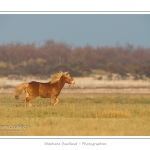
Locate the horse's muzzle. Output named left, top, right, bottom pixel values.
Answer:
left=71, top=80, right=75, bottom=84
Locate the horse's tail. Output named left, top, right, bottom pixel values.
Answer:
left=15, top=83, right=29, bottom=100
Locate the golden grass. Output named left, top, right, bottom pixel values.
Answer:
left=0, top=92, right=150, bottom=136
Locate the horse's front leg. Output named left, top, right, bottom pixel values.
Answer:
left=51, top=95, right=56, bottom=106
left=54, top=98, right=59, bottom=106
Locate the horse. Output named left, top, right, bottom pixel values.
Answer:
left=15, top=71, right=75, bottom=107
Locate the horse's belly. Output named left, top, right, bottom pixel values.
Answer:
left=39, top=93, right=51, bottom=98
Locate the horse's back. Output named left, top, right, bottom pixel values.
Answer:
left=28, top=81, right=51, bottom=98
left=29, top=81, right=40, bottom=87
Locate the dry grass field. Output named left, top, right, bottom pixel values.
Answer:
left=0, top=86, right=150, bottom=136
left=0, top=77, right=150, bottom=136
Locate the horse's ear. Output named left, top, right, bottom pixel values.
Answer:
left=60, top=70, right=63, bottom=74
left=65, top=71, right=69, bottom=75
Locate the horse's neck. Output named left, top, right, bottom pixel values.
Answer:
left=55, top=77, right=66, bottom=90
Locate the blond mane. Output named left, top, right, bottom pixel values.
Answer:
left=50, top=71, right=64, bottom=84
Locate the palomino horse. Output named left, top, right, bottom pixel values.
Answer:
left=15, top=71, right=75, bottom=107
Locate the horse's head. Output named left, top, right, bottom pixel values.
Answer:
left=63, top=71, right=75, bottom=85
left=50, top=71, right=75, bottom=85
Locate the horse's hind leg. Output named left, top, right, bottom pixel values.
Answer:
left=26, top=98, right=32, bottom=107
left=26, top=94, right=38, bottom=107
left=24, top=87, right=37, bottom=107
left=24, top=98, right=32, bottom=107
left=24, top=98, right=27, bottom=107
left=23, top=88, right=29, bottom=107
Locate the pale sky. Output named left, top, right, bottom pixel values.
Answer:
left=0, top=14, right=150, bottom=48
